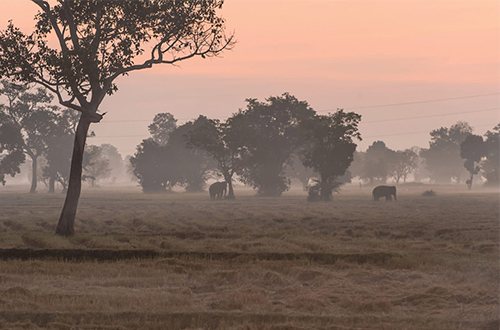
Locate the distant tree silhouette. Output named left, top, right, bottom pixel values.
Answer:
left=42, top=109, right=79, bottom=193
left=148, top=113, right=178, bottom=146
left=229, top=93, right=316, bottom=196
left=0, top=0, right=234, bottom=235
left=83, top=145, right=112, bottom=187
left=360, top=141, right=396, bottom=184
left=99, top=143, right=125, bottom=183
left=187, top=118, right=240, bottom=199
left=460, top=134, right=487, bottom=190
left=0, top=121, right=25, bottom=185
left=392, top=149, right=418, bottom=183
left=482, top=124, right=499, bottom=186
left=130, top=138, right=177, bottom=193
left=420, top=121, right=472, bottom=183
left=0, top=81, right=61, bottom=193
left=166, top=116, right=214, bottom=192
left=299, top=110, right=361, bottom=201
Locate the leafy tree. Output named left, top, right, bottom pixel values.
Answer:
left=360, top=141, right=396, bottom=184
left=420, top=121, right=472, bottom=183
left=392, top=148, right=418, bottom=183
left=100, top=143, right=125, bottom=182
left=228, top=93, right=316, bottom=196
left=0, top=81, right=60, bottom=193
left=299, top=110, right=361, bottom=201
left=83, top=145, right=112, bottom=187
left=186, top=118, right=240, bottom=199
left=482, top=124, right=499, bottom=186
left=130, top=138, right=178, bottom=193
left=0, top=121, right=25, bottom=185
left=0, top=0, right=234, bottom=235
left=166, top=116, right=214, bottom=192
left=460, top=134, right=487, bottom=190
left=148, top=112, right=177, bottom=146
left=42, top=108, right=78, bottom=193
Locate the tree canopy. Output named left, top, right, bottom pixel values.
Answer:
left=228, top=93, right=316, bottom=196
left=299, top=110, right=361, bottom=201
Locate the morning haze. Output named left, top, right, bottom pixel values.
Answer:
left=0, top=1, right=498, bottom=329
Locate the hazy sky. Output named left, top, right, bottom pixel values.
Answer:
left=1, top=0, right=499, bottom=156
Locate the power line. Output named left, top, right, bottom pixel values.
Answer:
left=363, top=123, right=495, bottom=139
left=100, top=92, right=499, bottom=123
left=362, top=107, right=500, bottom=124
left=334, top=92, right=500, bottom=111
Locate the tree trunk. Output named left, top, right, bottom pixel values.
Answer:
left=29, top=155, right=37, bottom=194
left=55, top=115, right=91, bottom=236
left=224, top=174, right=235, bottom=199
left=48, top=177, right=55, bottom=193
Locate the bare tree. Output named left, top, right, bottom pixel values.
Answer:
left=0, top=0, right=234, bottom=235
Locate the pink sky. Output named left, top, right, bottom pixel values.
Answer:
left=1, top=0, right=499, bottom=156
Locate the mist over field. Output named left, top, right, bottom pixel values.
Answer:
left=0, top=0, right=498, bottom=329
left=0, top=184, right=498, bottom=329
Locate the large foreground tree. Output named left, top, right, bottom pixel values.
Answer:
left=0, top=0, right=233, bottom=235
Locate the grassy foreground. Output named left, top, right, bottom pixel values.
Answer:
left=0, top=184, right=498, bottom=329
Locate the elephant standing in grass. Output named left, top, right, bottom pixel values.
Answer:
left=209, top=182, right=227, bottom=200
left=373, top=185, right=397, bottom=201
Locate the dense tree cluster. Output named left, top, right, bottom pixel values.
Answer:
left=349, top=121, right=499, bottom=189
left=132, top=93, right=362, bottom=200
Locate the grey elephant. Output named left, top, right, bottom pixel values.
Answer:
left=209, top=182, right=227, bottom=200
left=372, top=185, right=397, bottom=201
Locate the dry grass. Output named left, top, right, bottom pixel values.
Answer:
left=0, top=183, right=498, bottom=329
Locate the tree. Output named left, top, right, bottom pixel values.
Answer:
left=420, top=121, right=472, bottom=183
left=130, top=138, right=178, bottom=193
left=148, top=112, right=177, bottom=146
left=299, top=110, right=361, bottom=201
left=460, top=134, right=487, bottom=190
left=0, top=121, right=25, bottom=185
left=0, top=0, right=234, bottom=235
left=43, top=108, right=79, bottom=193
left=0, top=81, right=59, bottom=193
left=166, top=116, right=214, bottom=192
left=392, top=149, right=418, bottom=183
left=360, top=141, right=396, bottom=184
left=228, top=93, right=316, bottom=196
left=99, top=143, right=125, bottom=182
left=482, top=124, right=499, bottom=186
left=83, top=145, right=112, bottom=186
left=187, top=118, right=240, bottom=199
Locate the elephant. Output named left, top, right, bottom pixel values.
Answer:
left=372, top=185, right=397, bottom=201
left=209, top=181, right=227, bottom=200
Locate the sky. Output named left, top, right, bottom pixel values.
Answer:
left=1, top=0, right=499, bottom=157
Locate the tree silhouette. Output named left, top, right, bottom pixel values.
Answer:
left=0, top=0, right=233, bottom=235
left=460, top=134, right=487, bottom=190
left=187, top=118, right=240, bottom=199
left=0, top=81, right=59, bottom=193
left=148, top=112, right=178, bottom=146
left=0, top=121, right=25, bottom=185
left=482, top=124, right=499, bottom=186
left=299, top=110, right=361, bottom=201
left=420, top=121, right=472, bottom=183
left=228, top=93, right=316, bottom=196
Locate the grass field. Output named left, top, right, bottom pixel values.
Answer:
left=0, top=184, right=498, bottom=329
